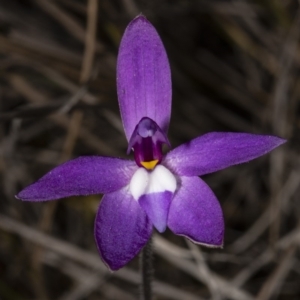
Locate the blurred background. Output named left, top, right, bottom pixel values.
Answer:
left=0, top=0, right=299, bottom=299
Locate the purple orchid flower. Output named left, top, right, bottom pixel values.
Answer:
left=16, top=15, right=285, bottom=271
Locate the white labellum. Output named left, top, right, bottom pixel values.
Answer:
left=129, top=165, right=177, bottom=200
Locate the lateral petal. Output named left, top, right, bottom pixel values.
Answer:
left=16, top=156, right=137, bottom=201
left=168, top=176, right=224, bottom=247
left=117, top=15, right=172, bottom=141
left=94, top=187, right=152, bottom=271
left=164, top=132, right=285, bottom=176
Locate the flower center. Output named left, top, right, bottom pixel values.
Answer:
left=127, top=117, right=170, bottom=170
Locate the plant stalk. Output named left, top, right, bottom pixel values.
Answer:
left=140, top=236, right=153, bottom=300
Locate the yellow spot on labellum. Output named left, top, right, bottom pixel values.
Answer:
left=141, top=160, right=159, bottom=170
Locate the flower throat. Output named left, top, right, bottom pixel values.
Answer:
left=127, top=117, right=169, bottom=170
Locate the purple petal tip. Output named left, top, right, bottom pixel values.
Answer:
left=131, top=14, right=148, bottom=23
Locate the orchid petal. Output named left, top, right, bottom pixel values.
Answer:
left=168, top=176, right=224, bottom=247
left=95, top=187, right=152, bottom=271
left=139, top=191, right=172, bottom=233
left=16, top=157, right=137, bottom=201
left=117, top=15, right=172, bottom=141
left=164, top=132, right=286, bottom=176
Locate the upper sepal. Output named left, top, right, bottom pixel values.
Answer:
left=117, top=15, right=172, bottom=141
